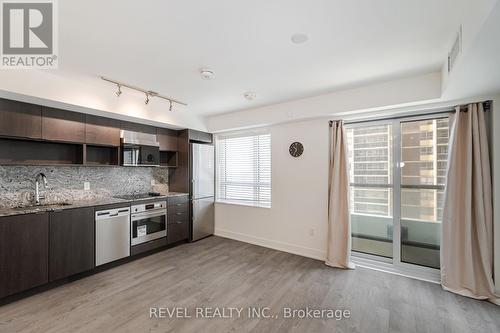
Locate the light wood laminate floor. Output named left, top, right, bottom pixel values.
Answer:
left=0, top=236, right=499, bottom=333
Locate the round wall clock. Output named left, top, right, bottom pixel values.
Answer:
left=289, top=142, right=304, bottom=157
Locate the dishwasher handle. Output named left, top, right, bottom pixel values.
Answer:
left=96, top=207, right=130, bottom=220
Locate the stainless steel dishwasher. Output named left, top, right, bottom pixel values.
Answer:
left=95, top=207, right=131, bottom=266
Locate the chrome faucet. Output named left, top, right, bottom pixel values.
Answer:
left=35, top=173, right=49, bottom=205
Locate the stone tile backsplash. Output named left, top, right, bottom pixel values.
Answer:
left=0, top=165, right=169, bottom=209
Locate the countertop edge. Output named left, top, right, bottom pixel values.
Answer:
left=0, top=192, right=189, bottom=218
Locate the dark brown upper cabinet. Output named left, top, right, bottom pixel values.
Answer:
left=121, top=121, right=156, bottom=135
left=42, top=107, right=85, bottom=143
left=49, top=207, right=95, bottom=282
left=85, top=115, right=121, bottom=146
left=0, top=213, right=49, bottom=299
left=0, top=99, right=42, bottom=139
left=188, top=129, right=213, bottom=143
left=157, top=128, right=178, bottom=151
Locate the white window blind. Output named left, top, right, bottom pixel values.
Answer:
left=216, top=131, right=271, bottom=207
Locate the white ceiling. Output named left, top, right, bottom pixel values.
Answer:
left=59, top=0, right=465, bottom=116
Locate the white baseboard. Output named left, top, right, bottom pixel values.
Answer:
left=215, top=228, right=326, bottom=261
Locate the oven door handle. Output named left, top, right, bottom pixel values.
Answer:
left=131, top=210, right=166, bottom=220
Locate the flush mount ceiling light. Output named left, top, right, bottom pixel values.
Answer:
left=291, top=33, right=309, bottom=44
left=200, top=68, right=214, bottom=80
left=244, top=91, right=257, bottom=101
left=100, top=76, right=187, bottom=111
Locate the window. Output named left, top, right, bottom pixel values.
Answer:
left=347, top=114, right=450, bottom=270
left=216, top=131, right=271, bottom=208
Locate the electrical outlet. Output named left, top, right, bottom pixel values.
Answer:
left=309, top=228, right=315, bottom=237
left=151, top=179, right=156, bottom=186
left=84, top=182, right=90, bottom=191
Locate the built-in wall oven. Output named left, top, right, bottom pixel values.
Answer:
left=131, top=201, right=167, bottom=246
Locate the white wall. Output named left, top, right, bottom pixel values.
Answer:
left=0, top=70, right=207, bottom=130
left=215, top=118, right=329, bottom=260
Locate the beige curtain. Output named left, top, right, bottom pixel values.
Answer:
left=441, top=103, right=498, bottom=305
left=326, top=121, right=355, bottom=269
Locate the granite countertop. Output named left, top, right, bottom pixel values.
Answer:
left=0, top=192, right=189, bottom=218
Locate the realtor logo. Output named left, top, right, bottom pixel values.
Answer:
left=1, top=0, right=58, bottom=68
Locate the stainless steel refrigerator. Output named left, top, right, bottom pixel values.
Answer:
left=190, top=143, right=215, bottom=241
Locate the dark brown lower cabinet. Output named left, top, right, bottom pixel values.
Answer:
left=167, top=220, right=189, bottom=244
left=49, top=207, right=95, bottom=281
left=0, top=213, right=49, bottom=299
left=167, top=195, right=190, bottom=244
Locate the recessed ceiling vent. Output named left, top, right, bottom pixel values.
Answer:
left=448, top=25, right=462, bottom=73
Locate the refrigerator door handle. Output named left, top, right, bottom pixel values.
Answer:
left=192, top=202, right=195, bottom=222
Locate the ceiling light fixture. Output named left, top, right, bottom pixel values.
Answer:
left=115, top=84, right=122, bottom=97
left=100, top=76, right=187, bottom=111
left=291, top=33, right=309, bottom=44
left=244, top=91, right=257, bottom=101
left=200, top=68, right=214, bottom=80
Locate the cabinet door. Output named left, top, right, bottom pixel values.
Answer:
left=167, top=220, right=189, bottom=244
left=49, top=207, right=95, bottom=281
left=0, top=213, right=49, bottom=299
left=121, top=121, right=157, bottom=135
left=42, top=107, right=86, bottom=143
left=0, top=98, right=42, bottom=139
left=85, top=115, right=121, bottom=146
left=157, top=128, right=178, bottom=151
left=188, top=129, right=212, bottom=143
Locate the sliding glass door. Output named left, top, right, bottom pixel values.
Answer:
left=347, top=114, right=450, bottom=271
left=399, top=117, right=449, bottom=269
left=347, top=122, right=393, bottom=259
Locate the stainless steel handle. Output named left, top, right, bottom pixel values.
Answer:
left=131, top=210, right=166, bottom=220
left=96, top=207, right=130, bottom=220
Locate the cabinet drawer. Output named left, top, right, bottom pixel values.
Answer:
left=130, top=237, right=167, bottom=256
left=168, top=202, right=189, bottom=216
left=167, top=195, right=189, bottom=205
left=167, top=196, right=189, bottom=215
left=168, top=210, right=188, bottom=225
left=167, top=220, right=189, bottom=244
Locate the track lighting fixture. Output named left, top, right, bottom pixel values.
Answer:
left=100, top=76, right=187, bottom=110
left=115, top=84, right=122, bottom=97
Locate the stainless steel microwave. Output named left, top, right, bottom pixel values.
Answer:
left=121, top=130, right=160, bottom=166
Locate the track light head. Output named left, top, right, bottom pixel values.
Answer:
left=145, top=93, right=150, bottom=105
left=115, top=84, right=122, bottom=97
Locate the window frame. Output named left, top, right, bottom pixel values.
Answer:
left=215, top=129, right=272, bottom=208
